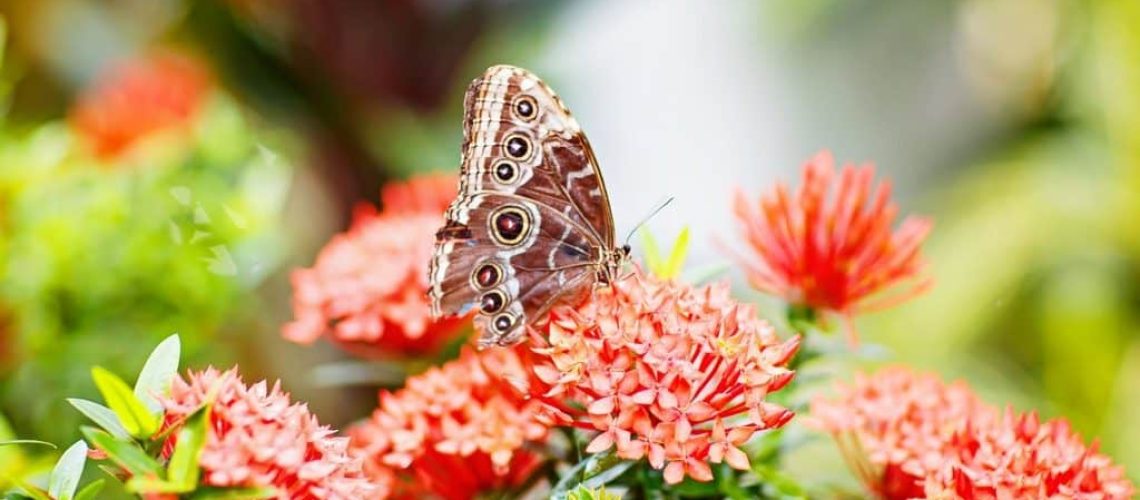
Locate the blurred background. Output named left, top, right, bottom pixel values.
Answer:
left=0, top=0, right=1136, bottom=492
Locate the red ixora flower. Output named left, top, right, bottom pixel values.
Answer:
left=731, top=151, right=932, bottom=343
left=519, top=270, right=800, bottom=485
left=349, top=347, right=548, bottom=500
left=284, top=173, right=468, bottom=357
left=810, top=367, right=1135, bottom=500
left=158, top=367, right=380, bottom=499
left=810, top=367, right=990, bottom=499
left=926, top=409, right=1135, bottom=500
left=71, top=52, right=210, bottom=159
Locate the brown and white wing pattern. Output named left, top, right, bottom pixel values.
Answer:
left=429, top=65, right=617, bottom=347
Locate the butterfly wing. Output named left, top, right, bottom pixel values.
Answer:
left=429, top=65, right=616, bottom=346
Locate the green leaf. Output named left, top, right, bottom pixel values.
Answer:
left=551, top=454, right=598, bottom=496
left=67, top=399, right=130, bottom=439
left=752, top=463, right=807, bottom=498
left=714, top=462, right=752, bottom=500
left=639, top=227, right=691, bottom=279
left=134, top=335, right=181, bottom=414
left=668, top=476, right=721, bottom=496
left=96, top=464, right=127, bottom=481
left=91, top=366, right=159, bottom=438
left=787, top=304, right=820, bottom=335
left=639, top=228, right=663, bottom=276
left=0, top=440, right=56, bottom=449
left=167, top=404, right=210, bottom=488
left=81, top=427, right=161, bottom=477
left=661, top=226, right=691, bottom=279
left=579, top=460, right=634, bottom=490
left=551, top=451, right=633, bottom=498
left=48, top=441, right=87, bottom=500
left=9, top=480, right=50, bottom=500
left=125, top=477, right=193, bottom=494
left=73, top=480, right=105, bottom=500
left=188, top=486, right=279, bottom=499
left=566, top=485, right=621, bottom=500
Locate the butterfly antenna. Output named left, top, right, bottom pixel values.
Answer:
left=623, top=196, right=675, bottom=246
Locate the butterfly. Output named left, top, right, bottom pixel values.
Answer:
left=428, top=65, right=629, bottom=347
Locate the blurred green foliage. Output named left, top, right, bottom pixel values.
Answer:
left=0, top=94, right=290, bottom=445
left=0, top=413, right=55, bottom=491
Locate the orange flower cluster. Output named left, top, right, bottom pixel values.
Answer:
left=159, top=367, right=379, bottom=499
left=71, top=52, right=210, bottom=159
left=931, top=409, right=1136, bottom=499
left=523, top=271, right=800, bottom=485
left=732, top=151, right=932, bottom=342
left=349, top=347, right=549, bottom=499
left=811, top=367, right=1134, bottom=499
left=810, top=367, right=989, bottom=498
left=284, top=173, right=468, bottom=357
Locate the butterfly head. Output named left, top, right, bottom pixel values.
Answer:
left=598, top=244, right=633, bottom=286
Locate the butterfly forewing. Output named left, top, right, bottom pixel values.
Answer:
left=429, top=65, right=618, bottom=346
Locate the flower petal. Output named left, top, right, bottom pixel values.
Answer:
left=726, top=446, right=750, bottom=470
left=664, top=462, right=686, bottom=485
left=586, top=432, right=615, bottom=453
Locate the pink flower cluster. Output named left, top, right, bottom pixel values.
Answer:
left=159, top=367, right=379, bottom=499
left=284, top=173, right=468, bottom=357
left=349, top=347, right=548, bottom=499
left=811, top=367, right=1134, bottom=499
left=524, top=271, right=800, bottom=485
left=927, top=409, right=1134, bottom=499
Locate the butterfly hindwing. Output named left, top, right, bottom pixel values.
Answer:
left=431, top=195, right=600, bottom=345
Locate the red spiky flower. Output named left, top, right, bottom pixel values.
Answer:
left=520, top=270, right=800, bottom=485
left=731, top=151, right=932, bottom=344
left=284, top=173, right=469, bottom=357
left=71, top=52, right=210, bottom=160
